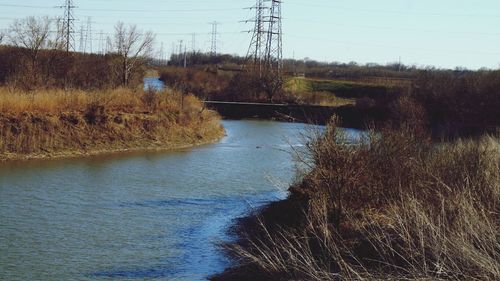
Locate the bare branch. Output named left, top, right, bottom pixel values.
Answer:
left=110, top=22, right=156, bottom=86
left=49, top=17, right=67, bottom=51
left=9, top=16, right=52, bottom=56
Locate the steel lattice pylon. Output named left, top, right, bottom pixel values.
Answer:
left=245, top=0, right=283, bottom=79
left=60, top=0, right=76, bottom=52
left=246, top=0, right=267, bottom=74
left=210, top=21, right=219, bottom=56
left=264, top=0, right=283, bottom=77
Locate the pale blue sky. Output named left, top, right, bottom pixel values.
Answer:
left=1, top=0, right=499, bottom=69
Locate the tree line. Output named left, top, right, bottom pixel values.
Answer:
left=0, top=16, right=155, bottom=91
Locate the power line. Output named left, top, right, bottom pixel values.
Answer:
left=0, top=4, right=241, bottom=13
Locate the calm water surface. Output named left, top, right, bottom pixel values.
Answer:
left=0, top=120, right=361, bottom=280
left=143, top=77, right=165, bottom=91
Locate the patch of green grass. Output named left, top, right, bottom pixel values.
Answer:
left=306, top=78, right=390, bottom=99
left=284, top=77, right=313, bottom=93
left=285, top=77, right=391, bottom=106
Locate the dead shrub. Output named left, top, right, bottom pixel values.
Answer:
left=84, top=101, right=107, bottom=125
left=141, top=88, right=160, bottom=111
left=219, top=118, right=499, bottom=280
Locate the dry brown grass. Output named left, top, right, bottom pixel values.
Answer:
left=0, top=87, right=169, bottom=114
left=0, top=87, right=224, bottom=159
left=220, top=120, right=499, bottom=280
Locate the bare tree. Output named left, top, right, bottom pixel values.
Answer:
left=0, top=31, right=4, bottom=45
left=49, top=17, right=67, bottom=51
left=111, top=22, right=155, bottom=86
left=8, top=16, right=52, bottom=84
left=9, top=16, right=52, bottom=64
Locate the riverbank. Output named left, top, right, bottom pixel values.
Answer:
left=213, top=121, right=499, bottom=280
left=0, top=88, right=224, bottom=161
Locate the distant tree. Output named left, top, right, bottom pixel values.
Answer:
left=9, top=16, right=52, bottom=67
left=8, top=16, right=52, bottom=85
left=110, top=22, right=155, bottom=86
left=49, top=17, right=68, bottom=51
left=0, top=32, right=4, bottom=44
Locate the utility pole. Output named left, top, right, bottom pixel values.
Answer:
left=98, top=30, right=104, bottom=54
left=85, top=17, right=92, bottom=53
left=79, top=24, right=85, bottom=53
left=245, top=0, right=267, bottom=75
left=209, top=21, right=219, bottom=56
left=178, top=40, right=183, bottom=66
left=191, top=33, right=196, bottom=52
left=184, top=45, right=187, bottom=68
left=171, top=42, right=175, bottom=62
left=159, top=42, right=164, bottom=65
left=59, top=0, right=76, bottom=52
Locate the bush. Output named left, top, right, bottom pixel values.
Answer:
left=0, top=46, right=143, bottom=90
left=218, top=119, right=499, bottom=280
left=84, top=101, right=108, bottom=125
left=411, top=70, right=500, bottom=130
left=141, top=88, right=160, bottom=111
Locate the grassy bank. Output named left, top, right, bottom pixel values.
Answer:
left=284, top=78, right=356, bottom=106
left=0, top=88, right=224, bottom=161
left=284, top=77, right=401, bottom=107
left=213, top=120, right=499, bottom=280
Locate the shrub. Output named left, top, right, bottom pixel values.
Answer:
left=84, top=101, right=107, bottom=125
left=218, top=119, right=499, bottom=280
left=141, top=88, right=160, bottom=111
left=411, top=70, right=500, bottom=130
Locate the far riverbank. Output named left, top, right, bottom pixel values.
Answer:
left=0, top=87, right=224, bottom=162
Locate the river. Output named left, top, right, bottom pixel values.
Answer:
left=0, top=119, right=362, bottom=280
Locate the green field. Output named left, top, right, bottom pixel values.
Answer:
left=285, top=77, right=395, bottom=106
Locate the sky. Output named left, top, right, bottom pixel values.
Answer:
left=0, top=0, right=499, bottom=69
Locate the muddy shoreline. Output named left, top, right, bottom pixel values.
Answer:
left=0, top=136, right=224, bottom=162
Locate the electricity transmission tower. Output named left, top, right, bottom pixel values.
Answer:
left=246, top=0, right=267, bottom=73
left=85, top=17, right=93, bottom=53
left=98, top=30, right=104, bottom=54
left=191, top=33, right=197, bottom=52
left=59, top=0, right=76, bottom=52
left=159, top=42, right=164, bottom=64
left=245, top=0, right=283, bottom=77
left=209, top=21, right=219, bottom=56
left=264, top=0, right=283, bottom=77
left=79, top=24, right=85, bottom=53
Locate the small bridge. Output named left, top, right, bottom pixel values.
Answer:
left=204, top=101, right=387, bottom=128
